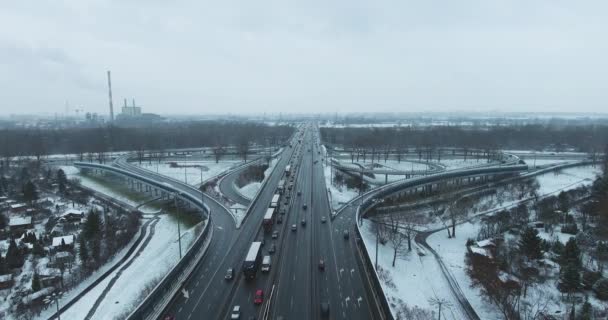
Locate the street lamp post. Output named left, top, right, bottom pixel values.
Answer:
left=174, top=193, right=182, bottom=259
left=44, top=292, right=62, bottom=320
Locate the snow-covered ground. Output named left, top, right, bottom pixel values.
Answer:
left=138, top=160, right=240, bottom=186
left=52, top=214, right=199, bottom=320
left=361, top=164, right=603, bottom=319
left=48, top=165, right=201, bottom=320
left=372, top=160, right=430, bottom=172
left=61, top=166, right=153, bottom=207
left=439, top=158, right=497, bottom=170
left=426, top=222, right=503, bottom=319
left=322, top=146, right=359, bottom=210
left=359, top=220, right=473, bottom=319
left=237, top=159, right=278, bottom=200
left=535, top=165, right=601, bottom=195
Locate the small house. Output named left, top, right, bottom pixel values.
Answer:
left=9, top=217, right=33, bottom=237
left=59, top=209, right=84, bottom=223
left=0, top=274, right=13, bottom=289
left=10, top=203, right=27, bottom=214
left=52, top=235, right=75, bottom=251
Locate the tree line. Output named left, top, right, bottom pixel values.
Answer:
left=321, top=124, right=608, bottom=154
left=0, top=121, right=294, bottom=165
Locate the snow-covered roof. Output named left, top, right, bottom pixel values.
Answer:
left=55, top=251, right=72, bottom=259
left=10, top=203, right=27, bottom=209
left=9, top=216, right=32, bottom=226
left=476, top=239, right=495, bottom=248
left=62, top=209, right=84, bottom=216
left=52, top=235, right=74, bottom=247
left=498, top=271, right=519, bottom=283
left=470, top=247, right=490, bottom=257
left=0, top=274, right=12, bottom=282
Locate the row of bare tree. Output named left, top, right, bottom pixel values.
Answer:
left=0, top=121, right=293, bottom=166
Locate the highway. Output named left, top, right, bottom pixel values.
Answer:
left=161, top=126, right=302, bottom=320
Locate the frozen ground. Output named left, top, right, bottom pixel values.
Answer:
left=49, top=166, right=200, bottom=319
left=361, top=164, right=602, bottom=319
left=426, top=222, right=502, bottom=319
left=237, top=159, right=278, bottom=200
left=61, top=166, right=153, bottom=207
left=535, top=164, right=601, bottom=195
left=439, top=158, right=497, bottom=170
left=322, top=146, right=359, bottom=210
left=359, top=220, right=475, bottom=320
left=138, top=160, right=240, bottom=186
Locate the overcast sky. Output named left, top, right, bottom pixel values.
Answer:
left=1, top=0, right=607, bottom=116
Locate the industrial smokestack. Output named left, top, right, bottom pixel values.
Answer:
left=107, top=71, right=114, bottom=122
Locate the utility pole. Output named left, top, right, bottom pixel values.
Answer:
left=174, top=194, right=182, bottom=259
left=375, top=224, right=379, bottom=269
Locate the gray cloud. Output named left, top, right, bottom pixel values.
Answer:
left=1, top=0, right=607, bottom=115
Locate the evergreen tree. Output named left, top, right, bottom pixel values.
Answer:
left=83, top=210, right=102, bottom=240
left=78, top=236, right=88, bottom=266
left=569, top=305, right=575, bottom=320
left=5, top=239, right=24, bottom=268
left=22, top=180, right=38, bottom=204
left=0, top=254, right=7, bottom=274
left=31, top=272, right=41, bottom=292
left=579, top=297, right=592, bottom=320
left=560, top=238, right=582, bottom=269
left=560, top=264, right=581, bottom=296
left=57, top=169, right=67, bottom=193
left=519, top=227, right=543, bottom=260
left=91, top=238, right=101, bottom=267
left=32, top=240, right=44, bottom=256
left=593, top=278, right=608, bottom=300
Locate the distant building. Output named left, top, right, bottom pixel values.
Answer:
left=10, top=203, right=27, bottom=213
left=52, top=235, right=75, bottom=250
left=9, top=217, right=33, bottom=236
left=121, top=98, right=141, bottom=117
left=59, top=209, right=85, bottom=223
left=0, top=274, right=13, bottom=289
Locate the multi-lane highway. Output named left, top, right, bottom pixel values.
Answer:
left=157, top=123, right=384, bottom=320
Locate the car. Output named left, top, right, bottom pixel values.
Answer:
left=297, top=190, right=301, bottom=196
left=343, top=230, right=349, bottom=239
left=231, top=305, right=241, bottom=319
left=254, top=289, right=264, bottom=304
left=321, top=217, right=326, bottom=223
left=272, top=230, right=279, bottom=239
left=291, top=224, right=297, bottom=231
left=318, top=259, right=325, bottom=270
left=269, top=243, right=276, bottom=254
left=260, top=239, right=265, bottom=246
left=320, top=302, right=330, bottom=317
left=277, top=216, right=283, bottom=224
left=225, top=268, right=234, bottom=281
left=301, top=219, right=306, bottom=226
left=303, top=204, right=307, bottom=210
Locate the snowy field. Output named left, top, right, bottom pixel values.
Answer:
left=49, top=166, right=201, bottom=319
left=359, top=220, right=473, bottom=319
left=372, top=160, right=431, bottom=172
left=438, top=158, right=498, bottom=170
left=36, top=214, right=199, bottom=320
left=535, top=165, right=601, bottom=195
left=321, top=146, right=359, bottom=210
left=361, top=164, right=602, bottom=319
left=237, top=158, right=278, bottom=200
left=61, top=166, right=153, bottom=207
left=138, top=160, right=241, bottom=186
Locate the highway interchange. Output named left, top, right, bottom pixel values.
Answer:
left=158, top=124, right=382, bottom=320
left=69, top=122, right=594, bottom=320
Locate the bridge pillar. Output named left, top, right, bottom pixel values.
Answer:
left=385, top=174, right=388, bottom=184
